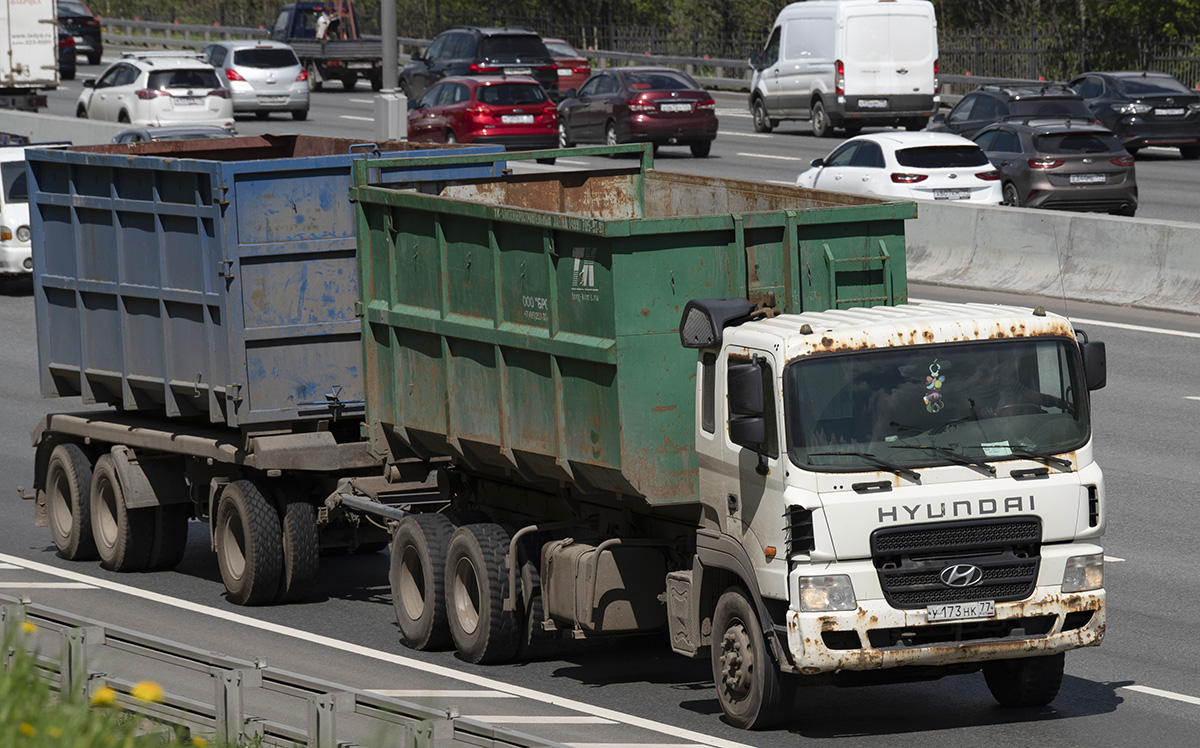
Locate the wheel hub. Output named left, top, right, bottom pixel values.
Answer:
left=719, top=623, right=754, bottom=698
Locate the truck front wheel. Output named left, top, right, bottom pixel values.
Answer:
left=445, top=523, right=519, bottom=664
left=983, top=653, right=1065, bottom=707
left=215, top=480, right=283, bottom=606
left=45, top=443, right=97, bottom=561
left=711, top=587, right=795, bottom=729
left=390, top=513, right=455, bottom=649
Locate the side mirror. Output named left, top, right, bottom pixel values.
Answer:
left=728, top=362, right=763, bottom=417
left=82, top=79, right=95, bottom=88
left=810, top=157, right=824, bottom=168
left=407, top=98, right=418, bottom=110
left=1080, top=339, right=1107, bottom=391
left=563, top=88, right=577, bottom=100
left=932, top=112, right=945, bottom=124
left=748, top=50, right=762, bottom=71
left=411, top=51, right=425, bottom=63
left=729, top=416, right=766, bottom=450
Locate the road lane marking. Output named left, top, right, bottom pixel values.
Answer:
left=340, top=115, right=375, bottom=122
left=558, top=160, right=590, bottom=165
left=349, top=98, right=375, bottom=104
left=1104, top=555, right=1125, bottom=562
left=571, top=745, right=713, bottom=748
left=0, top=552, right=757, bottom=748
left=0, top=582, right=96, bottom=589
left=471, top=716, right=617, bottom=724
left=1123, top=685, right=1200, bottom=707
left=736, top=152, right=803, bottom=161
left=721, top=132, right=772, bottom=138
left=1186, top=397, right=1200, bottom=402
left=0, top=562, right=20, bottom=569
left=369, top=689, right=517, bottom=698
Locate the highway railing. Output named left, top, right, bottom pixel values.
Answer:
left=1, top=594, right=565, bottom=748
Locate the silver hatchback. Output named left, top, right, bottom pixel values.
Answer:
left=203, top=40, right=309, bottom=121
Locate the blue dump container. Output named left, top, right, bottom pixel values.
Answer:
left=29, top=135, right=504, bottom=430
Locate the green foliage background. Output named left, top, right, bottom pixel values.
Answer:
left=91, top=0, right=1200, bottom=45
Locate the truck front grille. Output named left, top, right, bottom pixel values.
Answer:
left=871, top=518, right=1042, bottom=610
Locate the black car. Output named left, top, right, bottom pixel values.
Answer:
left=1069, top=71, right=1200, bottom=159
left=930, top=84, right=1096, bottom=139
left=401, top=27, right=557, bottom=101
left=58, top=24, right=77, bottom=81
left=57, top=0, right=102, bottom=66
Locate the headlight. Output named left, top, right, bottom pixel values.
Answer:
left=16, top=225, right=30, bottom=243
left=1062, top=553, right=1104, bottom=593
left=799, top=575, right=857, bottom=612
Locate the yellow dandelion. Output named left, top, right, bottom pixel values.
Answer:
left=18, top=722, right=36, bottom=737
left=191, top=737, right=209, bottom=748
left=130, top=680, right=164, bottom=703
left=20, top=621, right=37, bottom=634
left=91, top=686, right=118, bottom=707
left=49, top=726, right=63, bottom=738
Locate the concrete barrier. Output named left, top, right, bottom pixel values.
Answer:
left=906, top=200, right=1200, bottom=314
left=1, top=110, right=127, bottom=145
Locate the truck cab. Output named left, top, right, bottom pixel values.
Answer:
left=682, top=298, right=1107, bottom=726
left=271, top=1, right=361, bottom=42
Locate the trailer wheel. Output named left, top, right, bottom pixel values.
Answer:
left=712, top=587, right=795, bottom=730
left=147, top=504, right=191, bottom=571
left=445, top=523, right=519, bottom=663
left=390, top=513, right=455, bottom=650
left=215, top=480, right=283, bottom=606
left=983, top=653, right=1065, bottom=707
left=45, top=443, right=97, bottom=561
left=277, top=500, right=319, bottom=603
left=90, top=455, right=154, bottom=572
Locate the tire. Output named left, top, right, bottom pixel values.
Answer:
left=147, top=503, right=190, bottom=571
left=341, top=77, right=356, bottom=91
left=811, top=99, right=832, bottom=138
left=45, top=443, right=97, bottom=561
left=1125, top=146, right=1140, bottom=156
left=445, top=523, right=520, bottom=664
left=118, top=111, right=130, bottom=124
left=1002, top=182, right=1022, bottom=208
left=751, top=98, right=773, bottom=134
left=605, top=120, right=619, bottom=148
left=90, top=455, right=155, bottom=572
left=905, top=117, right=928, bottom=132
left=62, top=68, right=76, bottom=81
left=557, top=119, right=572, bottom=148
left=76, top=105, right=88, bottom=119
left=690, top=140, right=712, bottom=158
left=842, top=123, right=863, bottom=136
left=390, top=513, right=455, bottom=650
left=307, top=62, right=322, bottom=92
left=983, top=653, right=1066, bottom=707
left=1180, top=145, right=1200, bottom=160
left=215, top=480, right=283, bottom=606
left=712, top=587, right=795, bottom=730
left=292, top=109, right=308, bottom=121
left=536, top=157, right=557, bottom=165
left=445, top=130, right=458, bottom=144
left=277, top=500, right=319, bottom=603
left=370, top=75, right=383, bottom=92
left=87, top=53, right=101, bottom=66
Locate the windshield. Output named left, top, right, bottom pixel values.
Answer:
left=148, top=69, right=222, bottom=89
left=478, top=36, right=549, bottom=61
left=1009, top=99, right=1094, bottom=119
left=784, top=338, right=1089, bottom=471
left=1118, top=75, right=1192, bottom=96
left=1, top=161, right=28, bottom=203
left=476, top=83, right=547, bottom=105
left=896, top=145, right=988, bottom=168
left=1034, top=131, right=1123, bottom=153
left=232, top=48, right=299, bottom=68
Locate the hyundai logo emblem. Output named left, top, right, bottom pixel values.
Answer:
left=940, top=564, right=984, bottom=588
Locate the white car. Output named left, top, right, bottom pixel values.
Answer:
left=796, top=131, right=1002, bottom=204
left=0, top=147, right=36, bottom=279
left=76, top=52, right=235, bottom=130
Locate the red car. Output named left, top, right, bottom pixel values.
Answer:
left=543, top=38, right=590, bottom=97
left=407, top=76, right=559, bottom=162
left=557, top=67, right=718, bottom=157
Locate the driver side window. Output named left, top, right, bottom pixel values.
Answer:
left=825, top=142, right=860, bottom=167
left=578, top=77, right=599, bottom=97
left=762, top=27, right=781, bottom=68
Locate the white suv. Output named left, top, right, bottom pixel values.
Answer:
left=0, top=147, right=34, bottom=280
left=76, top=52, right=235, bottom=130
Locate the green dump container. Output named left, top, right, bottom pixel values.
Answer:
left=352, top=146, right=914, bottom=505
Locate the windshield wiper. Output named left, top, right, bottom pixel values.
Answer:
left=1003, top=445, right=1073, bottom=471
left=809, top=451, right=921, bottom=483
left=888, top=445, right=997, bottom=476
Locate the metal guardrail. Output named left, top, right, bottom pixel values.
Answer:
left=99, top=18, right=1038, bottom=96
left=1, top=594, right=566, bottom=748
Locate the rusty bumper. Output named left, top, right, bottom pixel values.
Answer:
left=786, top=588, right=1105, bottom=674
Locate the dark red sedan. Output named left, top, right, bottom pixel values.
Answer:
left=557, top=67, right=718, bottom=157
left=543, top=38, right=590, bottom=97
left=407, top=76, right=558, bottom=162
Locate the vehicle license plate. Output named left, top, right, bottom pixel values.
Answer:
left=506, top=67, right=532, bottom=75
left=347, top=61, right=372, bottom=69
left=73, top=35, right=85, bottom=45
left=258, top=95, right=287, bottom=105
left=1156, top=108, right=1185, bottom=116
left=927, top=600, right=996, bottom=622
left=501, top=114, right=534, bottom=124
left=660, top=102, right=692, bottom=113
left=1070, top=173, right=1107, bottom=184
left=557, top=68, right=571, bottom=76
left=859, top=98, right=888, bottom=109
left=933, top=188, right=971, bottom=200
left=176, top=96, right=202, bottom=106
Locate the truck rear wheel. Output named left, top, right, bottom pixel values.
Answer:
left=391, top=513, right=455, bottom=650
left=90, top=455, right=155, bottom=572
left=215, top=480, right=283, bottom=606
left=45, top=443, right=97, bottom=561
left=147, top=504, right=190, bottom=571
left=307, top=62, right=322, bottom=92
left=277, top=500, right=319, bottom=603
left=712, top=587, right=795, bottom=729
left=983, top=653, right=1065, bottom=707
left=445, top=523, right=519, bottom=663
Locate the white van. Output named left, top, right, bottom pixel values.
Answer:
left=0, top=146, right=33, bottom=280
left=749, top=0, right=939, bottom=137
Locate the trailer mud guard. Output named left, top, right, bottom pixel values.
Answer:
left=106, top=446, right=190, bottom=509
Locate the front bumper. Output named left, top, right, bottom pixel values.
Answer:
left=0, top=241, right=33, bottom=276
left=231, top=88, right=309, bottom=113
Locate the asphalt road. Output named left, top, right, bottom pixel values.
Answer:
left=38, top=59, right=1200, bottom=224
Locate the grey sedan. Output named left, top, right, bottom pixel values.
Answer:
left=202, top=40, right=310, bottom=121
